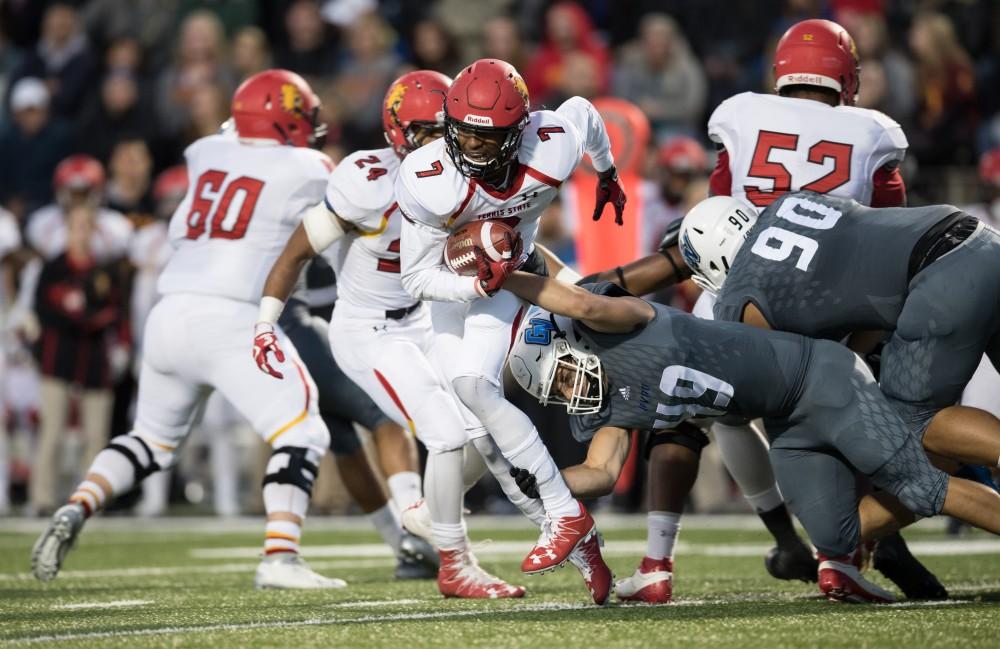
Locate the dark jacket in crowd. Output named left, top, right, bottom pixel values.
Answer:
left=0, top=118, right=73, bottom=213
left=33, top=252, right=124, bottom=389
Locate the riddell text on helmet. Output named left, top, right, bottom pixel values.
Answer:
left=464, top=114, right=494, bottom=126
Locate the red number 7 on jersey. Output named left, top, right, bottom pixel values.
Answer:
left=185, top=170, right=266, bottom=240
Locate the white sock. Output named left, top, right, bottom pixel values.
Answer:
left=70, top=479, right=107, bottom=518
left=462, top=443, right=488, bottom=491
left=506, top=430, right=578, bottom=517
left=432, top=521, right=468, bottom=552
left=452, top=376, right=579, bottom=517
left=647, top=511, right=681, bottom=561
left=713, top=421, right=779, bottom=501
left=264, top=519, right=301, bottom=555
left=471, top=435, right=546, bottom=526
left=387, top=471, right=423, bottom=512
left=368, top=501, right=403, bottom=554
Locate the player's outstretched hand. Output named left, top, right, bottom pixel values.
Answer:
left=509, top=467, right=540, bottom=500
left=593, top=165, right=626, bottom=226
left=252, top=323, right=285, bottom=379
left=473, top=233, right=524, bottom=297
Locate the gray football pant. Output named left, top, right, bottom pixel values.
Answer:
left=881, top=224, right=1000, bottom=436
left=765, top=340, right=949, bottom=557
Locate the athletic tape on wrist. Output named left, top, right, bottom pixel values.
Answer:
left=257, top=296, right=285, bottom=326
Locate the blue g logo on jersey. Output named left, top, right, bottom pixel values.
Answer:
left=524, top=318, right=557, bottom=346
left=680, top=231, right=701, bottom=271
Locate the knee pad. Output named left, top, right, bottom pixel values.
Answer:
left=108, top=434, right=164, bottom=480
left=644, top=423, right=709, bottom=460
left=325, top=417, right=362, bottom=457
left=262, top=446, right=319, bottom=497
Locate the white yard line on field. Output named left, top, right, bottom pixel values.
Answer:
left=188, top=538, right=1000, bottom=561
left=0, top=513, right=952, bottom=535
left=2, top=539, right=998, bottom=583
left=0, top=558, right=395, bottom=582
left=0, top=601, right=594, bottom=646
left=329, top=599, right=427, bottom=608
left=51, top=599, right=153, bottom=611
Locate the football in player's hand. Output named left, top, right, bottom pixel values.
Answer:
left=445, top=220, right=518, bottom=276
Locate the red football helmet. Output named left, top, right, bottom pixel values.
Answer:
left=979, top=148, right=1000, bottom=186
left=657, top=137, right=708, bottom=173
left=444, top=58, right=530, bottom=178
left=383, top=70, right=452, bottom=159
left=774, top=19, right=860, bottom=106
left=231, top=69, right=326, bottom=148
left=153, top=165, right=189, bottom=202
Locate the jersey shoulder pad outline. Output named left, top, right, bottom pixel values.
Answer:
left=396, top=138, right=466, bottom=227
left=520, top=110, right=582, bottom=183
left=327, top=146, right=398, bottom=220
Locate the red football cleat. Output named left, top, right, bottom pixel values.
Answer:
left=616, top=556, right=673, bottom=604
left=567, top=531, right=613, bottom=605
left=522, top=502, right=596, bottom=574
left=438, top=548, right=526, bottom=599
left=818, top=553, right=896, bottom=604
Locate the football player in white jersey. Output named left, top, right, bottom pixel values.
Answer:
left=255, top=70, right=613, bottom=602
left=31, top=70, right=346, bottom=590
left=392, top=59, right=624, bottom=576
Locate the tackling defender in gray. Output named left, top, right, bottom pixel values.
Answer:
left=497, top=272, right=1000, bottom=603
left=680, top=191, right=1000, bottom=473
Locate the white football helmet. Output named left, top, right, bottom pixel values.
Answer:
left=508, top=307, right=604, bottom=415
left=678, top=195, right=758, bottom=295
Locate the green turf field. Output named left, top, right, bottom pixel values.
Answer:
left=1, top=515, right=998, bottom=648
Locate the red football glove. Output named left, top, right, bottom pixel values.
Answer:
left=474, top=233, right=524, bottom=297
left=593, top=165, right=626, bottom=226
left=252, top=323, right=285, bottom=379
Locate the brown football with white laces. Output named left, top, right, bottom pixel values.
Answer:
left=444, top=219, right=517, bottom=276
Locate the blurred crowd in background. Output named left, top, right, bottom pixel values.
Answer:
left=1, top=0, right=999, bottom=519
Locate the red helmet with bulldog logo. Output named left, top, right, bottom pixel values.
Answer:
left=231, top=69, right=326, bottom=148
left=444, top=58, right=530, bottom=178
left=382, top=70, right=452, bottom=159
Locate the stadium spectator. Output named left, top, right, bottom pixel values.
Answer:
left=231, top=26, right=272, bottom=83
left=80, top=0, right=180, bottom=71
left=29, top=203, right=125, bottom=516
left=0, top=31, right=24, bottom=127
left=76, top=69, right=153, bottom=164
left=908, top=11, right=978, bottom=165
left=841, top=10, right=916, bottom=124
left=25, top=155, right=133, bottom=264
left=967, top=148, right=1000, bottom=228
left=185, top=82, right=229, bottom=143
left=104, top=139, right=155, bottom=220
left=10, top=2, right=98, bottom=120
left=0, top=78, right=73, bottom=219
left=612, top=13, right=707, bottom=138
left=547, top=50, right=602, bottom=105
left=154, top=10, right=236, bottom=143
left=334, top=12, right=402, bottom=151
left=274, top=0, right=339, bottom=80
left=480, top=15, right=531, bottom=73
left=524, top=1, right=610, bottom=108
left=409, top=19, right=461, bottom=76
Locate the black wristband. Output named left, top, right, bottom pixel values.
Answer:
left=660, top=248, right=684, bottom=282
left=614, top=266, right=629, bottom=291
